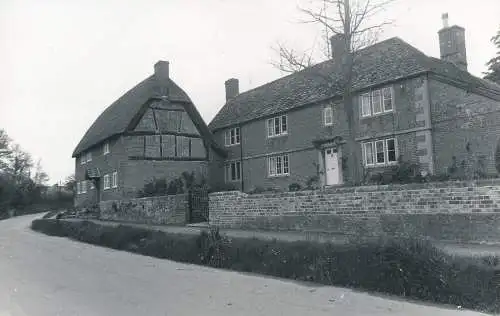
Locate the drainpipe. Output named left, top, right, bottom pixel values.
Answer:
left=239, top=124, right=244, bottom=192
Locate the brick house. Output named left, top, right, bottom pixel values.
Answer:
left=208, top=17, right=500, bottom=192
left=72, top=61, right=226, bottom=207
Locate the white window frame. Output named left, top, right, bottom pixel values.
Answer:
left=382, top=87, right=394, bottom=112
left=363, top=142, right=374, bottom=166
left=224, top=127, right=240, bottom=146
left=323, top=107, right=333, bottom=126
left=374, top=140, right=386, bottom=165
left=76, top=181, right=81, bottom=194
left=372, top=89, right=383, bottom=115
left=103, top=142, right=110, bottom=155
left=225, top=161, right=241, bottom=182
left=386, top=138, right=397, bottom=163
left=360, top=86, right=394, bottom=118
left=268, top=154, right=290, bottom=177
left=81, top=180, right=87, bottom=194
left=86, top=152, right=92, bottom=163
left=112, top=171, right=118, bottom=188
left=362, top=138, right=398, bottom=167
left=103, top=174, right=110, bottom=190
left=267, top=115, right=288, bottom=138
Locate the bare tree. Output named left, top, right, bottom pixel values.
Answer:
left=33, top=159, right=50, bottom=186
left=0, top=129, right=12, bottom=171
left=272, top=0, right=394, bottom=184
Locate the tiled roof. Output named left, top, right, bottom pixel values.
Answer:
left=208, top=37, right=500, bottom=131
left=72, top=74, right=225, bottom=157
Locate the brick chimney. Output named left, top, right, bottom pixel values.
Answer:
left=330, top=33, right=346, bottom=60
left=225, top=78, right=239, bottom=101
left=438, top=13, right=467, bottom=71
left=154, top=60, right=170, bottom=81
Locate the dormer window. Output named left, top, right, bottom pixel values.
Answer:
left=103, top=142, right=110, bottom=155
left=360, top=86, right=394, bottom=117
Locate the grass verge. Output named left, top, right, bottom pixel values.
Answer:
left=31, top=219, right=500, bottom=313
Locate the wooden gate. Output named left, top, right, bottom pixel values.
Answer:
left=188, top=186, right=209, bottom=223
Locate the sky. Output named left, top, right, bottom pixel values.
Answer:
left=0, top=0, right=499, bottom=184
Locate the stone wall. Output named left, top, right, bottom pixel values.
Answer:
left=209, top=179, right=500, bottom=242
left=100, top=194, right=188, bottom=225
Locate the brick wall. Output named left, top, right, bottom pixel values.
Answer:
left=209, top=179, right=500, bottom=242
left=100, top=194, right=188, bottom=225
left=429, top=78, right=500, bottom=176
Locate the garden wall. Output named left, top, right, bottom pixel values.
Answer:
left=209, top=179, right=500, bottom=243
left=100, top=194, right=188, bottom=225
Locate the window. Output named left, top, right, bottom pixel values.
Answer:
left=363, top=142, right=374, bottom=166
left=268, top=154, right=289, bottom=176
left=361, top=93, right=371, bottom=117
left=86, top=152, right=92, bottom=163
left=81, top=180, right=87, bottom=194
left=103, top=142, right=110, bottom=155
left=375, top=140, right=385, bottom=164
left=362, top=138, right=398, bottom=167
left=360, top=86, right=394, bottom=117
left=372, top=89, right=383, bottom=114
left=76, top=181, right=81, bottom=194
left=387, top=138, right=397, bottom=162
left=103, top=174, right=110, bottom=190
left=324, top=107, right=333, bottom=126
left=80, top=155, right=86, bottom=165
left=267, top=115, right=287, bottom=137
left=225, top=161, right=241, bottom=182
left=112, top=171, right=118, bottom=188
left=224, top=127, right=240, bottom=146
left=383, top=87, right=393, bottom=111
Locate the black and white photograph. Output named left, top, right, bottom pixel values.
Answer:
left=1, top=0, right=500, bottom=314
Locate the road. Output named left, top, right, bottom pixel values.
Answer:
left=0, top=214, right=491, bottom=316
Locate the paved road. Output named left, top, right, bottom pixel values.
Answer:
left=0, top=215, right=490, bottom=316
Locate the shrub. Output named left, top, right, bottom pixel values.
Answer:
left=288, top=183, right=302, bottom=192
left=31, top=219, right=500, bottom=313
left=248, top=186, right=282, bottom=194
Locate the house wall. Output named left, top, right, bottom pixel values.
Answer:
left=100, top=194, right=188, bottom=225
left=74, top=136, right=125, bottom=207
left=212, top=76, right=430, bottom=191
left=74, top=135, right=209, bottom=206
left=429, top=78, right=500, bottom=176
left=209, top=179, right=500, bottom=242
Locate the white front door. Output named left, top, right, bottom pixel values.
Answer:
left=325, top=148, right=340, bottom=185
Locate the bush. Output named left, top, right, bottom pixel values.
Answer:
left=288, top=183, right=302, bottom=192
left=31, top=219, right=500, bottom=313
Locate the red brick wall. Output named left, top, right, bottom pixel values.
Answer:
left=209, top=180, right=500, bottom=242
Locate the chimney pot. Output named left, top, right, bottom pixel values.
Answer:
left=225, top=78, right=239, bottom=101
left=154, top=60, right=170, bottom=81
left=442, top=12, right=449, bottom=28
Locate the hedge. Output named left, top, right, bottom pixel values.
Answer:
left=31, top=219, right=500, bottom=313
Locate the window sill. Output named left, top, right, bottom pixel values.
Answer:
left=267, top=133, right=288, bottom=139
left=364, top=162, right=398, bottom=168
left=268, top=174, right=290, bottom=178
left=360, top=110, right=394, bottom=120
left=224, top=143, right=241, bottom=147
left=324, top=123, right=334, bottom=127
